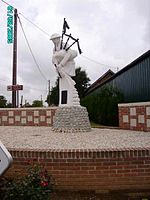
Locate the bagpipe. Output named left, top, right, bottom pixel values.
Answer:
left=60, top=18, right=82, bottom=54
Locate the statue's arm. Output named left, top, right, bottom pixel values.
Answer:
left=59, top=51, right=72, bottom=67
left=59, top=49, right=77, bottom=67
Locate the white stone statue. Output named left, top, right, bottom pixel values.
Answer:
left=50, top=33, right=80, bottom=107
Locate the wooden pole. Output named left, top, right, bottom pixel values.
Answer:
left=12, top=9, right=17, bottom=107
left=48, top=80, right=50, bottom=106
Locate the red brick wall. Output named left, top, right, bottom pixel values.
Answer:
left=0, top=107, right=56, bottom=126
left=118, top=102, right=150, bottom=131
left=6, top=148, right=150, bottom=193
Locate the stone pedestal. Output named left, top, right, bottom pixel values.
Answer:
left=52, top=106, right=91, bottom=132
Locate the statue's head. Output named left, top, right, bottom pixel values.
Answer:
left=50, top=33, right=61, bottom=45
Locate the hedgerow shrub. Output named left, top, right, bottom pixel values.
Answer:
left=81, top=86, right=124, bottom=126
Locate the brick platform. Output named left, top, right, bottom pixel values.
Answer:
left=0, top=107, right=56, bottom=126
left=5, top=148, right=150, bottom=195
left=118, top=102, right=150, bottom=131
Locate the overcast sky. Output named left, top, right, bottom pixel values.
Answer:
left=0, top=0, right=150, bottom=105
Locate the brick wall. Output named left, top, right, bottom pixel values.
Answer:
left=0, top=107, right=57, bottom=126
left=118, top=102, right=150, bottom=131
left=5, top=148, right=150, bottom=194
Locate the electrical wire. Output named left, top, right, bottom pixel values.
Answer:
left=1, top=0, right=11, bottom=6
left=25, top=86, right=48, bottom=92
left=18, top=14, right=116, bottom=68
left=18, top=15, right=48, bottom=82
left=19, top=13, right=50, bottom=37
left=1, top=0, right=117, bottom=69
left=1, top=0, right=50, bottom=37
left=81, top=55, right=116, bottom=68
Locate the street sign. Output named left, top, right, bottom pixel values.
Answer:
left=7, top=85, right=13, bottom=91
left=0, top=141, right=13, bottom=176
left=7, top=5, right=14, bottom=44
left=7, top=84, right=23, bottom=91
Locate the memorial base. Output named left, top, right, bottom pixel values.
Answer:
left=52, top=106, right=91, bottom=132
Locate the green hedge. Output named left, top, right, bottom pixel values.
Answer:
left=81, top=86, right=124, bottom=126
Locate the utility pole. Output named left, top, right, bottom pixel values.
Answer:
left=20, top=95, right=23, bottom=107
left=12, top=9, right=18, bottom=108
left=48, top=80, right=50, bottom=106
left=25, top=99, right=27, bottom=107
left=16, top=90, right=19, bottom=107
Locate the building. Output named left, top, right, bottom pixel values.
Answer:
left=86, top=69, right=114, bottom=95
left=86, top=50, right=150, bottom=103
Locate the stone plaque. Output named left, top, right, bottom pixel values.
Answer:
left=61, top=90, right=67, bottom=104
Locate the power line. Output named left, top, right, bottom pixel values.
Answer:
left=18, top=15, right=48, bottom=82
left=25, top=86, right=48, bottom=92
left=1, top=0, right=11, bottom=6
left=19, top=13, right=50, bottom=37
left=80, top=55, right=116, bottom=68
left=1, top=0, right=50, bottom=37
left=1, top=0, right=117, bottom=69
left=19, top=12, right=115, bottom=68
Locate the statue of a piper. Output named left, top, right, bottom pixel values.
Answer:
left=50, top=18, right=82, bottom=107
left=50, top=19, right=91, bottom=133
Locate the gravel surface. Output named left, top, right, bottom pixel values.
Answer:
left=0, top=126, right=150, bottom=150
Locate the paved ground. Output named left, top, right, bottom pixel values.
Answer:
left=0, top=126, right=150, bottom=150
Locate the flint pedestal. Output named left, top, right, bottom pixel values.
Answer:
left=52, top=106, right=91, bottom=133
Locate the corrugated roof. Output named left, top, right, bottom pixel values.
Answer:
left=86, top=69, right=114, bottom=94
left=111, top=49, right=150, bottom=78
left=86, top=49, right=150, bottom=94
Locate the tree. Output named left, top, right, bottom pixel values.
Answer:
left=72, top=67, right=90, bottom=99
left=46, top=78, right=59, bottom=106
left=45, top=67, right=90, bottom=106
left=32, top=100, right=43, bottom=107
left=0, top=96, right=7, bottom=108
left=6, top=102, right=12, bottom=108
left=81, top=86, right=124, bottom=126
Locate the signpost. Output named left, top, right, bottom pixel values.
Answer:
left=0, top=141, right=13, bottom=176
left=7, top=84, right=23, bottom=91
left=12, top=8, right=18, bottom=108
left=6, top=4, right=23, bottom=108
left=7, top=84, right=23, bottom=107
left=7, top=5, right=14, bottom=44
